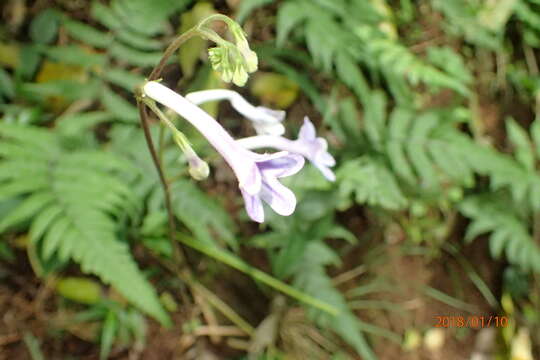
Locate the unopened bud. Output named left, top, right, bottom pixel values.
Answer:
left=187, top=155, right=210, bottom=181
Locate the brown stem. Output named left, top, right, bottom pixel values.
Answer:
left=137, top=101, right=183, bottom=266
left=136, top=26, right=206, bottom=271
left=148, top=29, right=198, bottom=81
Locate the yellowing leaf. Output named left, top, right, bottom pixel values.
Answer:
left=56, top=277, right=102, bottom=305
left=0, top=43, right=20, bottom=69
left=178, top=2, right=216, bottom=78
left=250, top=72, right=299, bottom=109
left=36, top=61, right=88, bottom=83
left=35, top=61, right=88, bottom=112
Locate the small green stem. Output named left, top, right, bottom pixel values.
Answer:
left=176, top=233, right=339, bottom=316
left=143, top=98, right=180, bottom=134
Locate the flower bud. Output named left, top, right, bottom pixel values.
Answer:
left=172, top=132, right=210, bottom=181
left=187, top=155, right=210, bottom=181
left=230, top=23, right=258, bottom=73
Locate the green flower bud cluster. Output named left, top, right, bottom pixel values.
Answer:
left=200, top=16, right=258, bottom=87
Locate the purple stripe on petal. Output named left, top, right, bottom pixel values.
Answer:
left=257, top=153, right=305, bottom=178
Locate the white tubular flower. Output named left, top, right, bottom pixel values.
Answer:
left=185, top=89, right=286, bottom=136
left=143, top=81, right=304, bottom=223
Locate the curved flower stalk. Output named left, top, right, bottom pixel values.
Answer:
left=143, top=81, right=304, bottom=223
left=236, top=117, right=336, bottom=181
left=185, top=89, right=286, bottom=136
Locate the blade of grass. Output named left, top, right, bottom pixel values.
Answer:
left=423, top=286, right=478, bottom=313
left=176, top=233, right=339, bottom=316
left=23, top=333, right=45, bottom=360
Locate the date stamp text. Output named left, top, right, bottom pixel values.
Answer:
left=434, top=315, right=509, bottom=328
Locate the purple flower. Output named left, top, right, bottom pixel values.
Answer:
left=143, top=81, right=304, bottom=222
left=237, top=117, right=336, bottom=181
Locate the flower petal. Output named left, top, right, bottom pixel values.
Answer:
left=299, top=116, right=316, bottom=141
left=255, top=106, right=286, bottom=123
left=260, top=177, right=297, bottom=216
left=237, top=160, right=261, bottom=195
left=319, top=152, right=336, bottom=166
left=241, top=189, right=264, bottom=222
left=257, top=153, right=305, bottom=178
left=315, top=163, right=336, bottom=182
left=253, top=122, right=286, bottom=136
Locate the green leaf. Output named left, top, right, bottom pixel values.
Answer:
left=100, top=310, right=118, bottom=360
left=111, top=0, right=191, bottom=36
left=100, top=85, right=139, bottom=122
left=237, top=0, right=275, bottom=23
left=337, top=157, right=407, bottom=210
left=531, top=118, right=540, bottom=158
left=171, top=179, right=237, bottom=249
left=109, top=42, right=163, bottom=67
left=0, top=192, right=54, bottom=232
left=101, top=68, right=145, bottom=92
left=64, top=20, right=113, bottom=48
left=115, top=29, right=163, bottom=51
left=44, top=46, right=107, bottom=68
left=21, top=79, right=101, bottom=102
left=407, top=113, right=439, bottom=189
left=0, top=125, right=169, bottom=325
left=0, top=68, right=15, bottom=99
left=30, top=9, right=62, bottom=44
left=29, top=204, right=63, bottom=244
left=276, top=1, right=310, bottom=46
left=386, top=107, right=416, bottom=183
left=363, top=90, right=387, bottom=148
left=506, top=117, right=535, bottom=170
left=57, top=111, right=113, bottom=136
left=91, top=1, right=124, bottom=30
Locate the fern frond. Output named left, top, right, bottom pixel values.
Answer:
left=293, top=242, right=376, bottom=360
left=0, top=124, right=169, bottom=325
left=459, top=194, right=540, bottom=273
left=337, top=157, right=407, bottom=210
